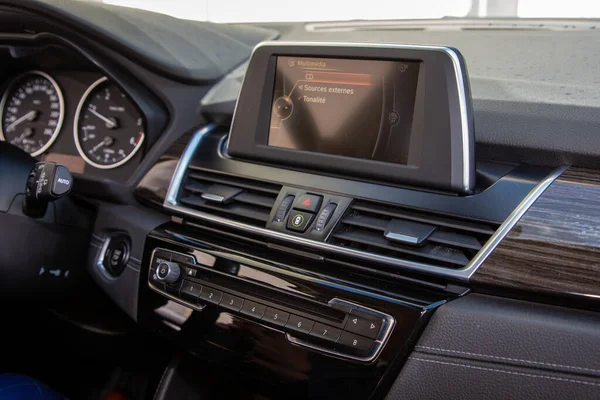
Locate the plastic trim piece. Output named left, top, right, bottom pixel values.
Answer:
left=286, top=298, right=395, bottom=363
left=164, top=127, right=567, bottom=282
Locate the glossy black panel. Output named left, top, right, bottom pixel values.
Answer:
left=134, top=132, right=192, bottom=208
left=139, top=224, right=456, bottom=399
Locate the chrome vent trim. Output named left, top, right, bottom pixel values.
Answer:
left=164, top=126, right=568, bottom=282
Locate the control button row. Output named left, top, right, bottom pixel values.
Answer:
left=149, top=271, right=385, bottom=359
left=272, top=191, right=340, bottom=234
left=234, top=300, right=375, bottom=356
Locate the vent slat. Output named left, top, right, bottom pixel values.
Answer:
left=333, top=230, right=469, bottom=267
left=188, top=172, right=280, bottom=195
left=429, top=230, right=483, bottom=251
left=351, top=202, right=495, bottom=235
left=179, top=171, right=281, bottom=228
left=234, top=192, right=276, bottom=208
left=180, top=195, right=270, bottom=223
left=183, top=182, right=210, bottom=194
left=341, top=214, right=388, bottom=231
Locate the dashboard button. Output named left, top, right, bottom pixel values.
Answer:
left=274, top=195, right=295, bottom=222
left=309, top=323, right=342, bottom=343
left=285, top=315, right=315, bottom=335
left=157, top=261, right=181, bottom=284
left=220, top=293, right=243, bottom=312
left=345, top=311, right=384, bottom=339
left=179, top=280, right=202, bottom=302
left=262, top=307, right=290, bottom=327
left=240, top=300, right=266, bottom=319
left=185, top=267, right=197, bottom=278
left=171, top=252, right=196, bottom=265
left=199, top=287, right=222, bottom=304
left=286, top=211, right=315, bottom=232
left=338, top=331, right=374, bottom=356
left=152, top=250, right=172, bottom=270
left=294, top=194, right=322, bottom=213
left=314, top=203, right=337, bottom=232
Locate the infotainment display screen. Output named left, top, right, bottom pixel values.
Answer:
left=268, top=56, right=420, bottom=165
left=227, top=43, right=474, bottom=193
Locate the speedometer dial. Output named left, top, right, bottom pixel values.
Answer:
left=0, top=71, right=64, bottom=156
left=74, top=77, right=145, bottom=169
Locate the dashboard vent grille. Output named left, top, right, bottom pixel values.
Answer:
left=329, top=201, right=497, bottom=269
left=178, top=171, right=281, bottom=227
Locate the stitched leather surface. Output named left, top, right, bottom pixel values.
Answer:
left=386, top=294, right=600, bottom=400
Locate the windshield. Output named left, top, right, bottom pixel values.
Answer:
left=93, top=0, right=600, bottom=22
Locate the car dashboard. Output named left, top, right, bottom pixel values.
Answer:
left=0, top=1, right=599, bottom=400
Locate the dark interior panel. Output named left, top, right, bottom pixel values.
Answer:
left=387, top=294, right=600, bottom=400
left=2, top=2, right=600, bottom=399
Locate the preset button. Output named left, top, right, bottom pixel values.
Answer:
left=262, top=307, right=290, bottom=327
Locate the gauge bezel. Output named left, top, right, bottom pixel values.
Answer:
left=74, top=76, right=146, bottom=170
left=0, top=70, right=65, bottom=157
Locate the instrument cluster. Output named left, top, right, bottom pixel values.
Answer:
left=0, top=70, right=146, bottom=175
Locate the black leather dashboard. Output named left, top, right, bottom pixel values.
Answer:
left=387, top=294, right=600, bottom=399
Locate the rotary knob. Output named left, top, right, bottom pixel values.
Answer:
left=156, top=261, right=181, bottom=284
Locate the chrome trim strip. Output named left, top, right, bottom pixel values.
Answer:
left=464, top=164, right=569, bottom=279
left=165, top=127, right=567, bottom=281
left=287, top=298, right=395, bottom=363
left=95, top=236, right=117, bottom=280
left=444, top=49, right=472, bottom=193
left=247, top=41, right=473, bottom=193
left=165, top=124, right=217, bottom=207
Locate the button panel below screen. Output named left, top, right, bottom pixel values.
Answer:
left=148, top=249, right=393, bottom=362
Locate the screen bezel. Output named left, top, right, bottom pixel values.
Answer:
left=227, top=42, right=474, bottom=194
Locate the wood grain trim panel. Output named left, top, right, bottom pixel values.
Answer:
left=472, top=166, right=600, bottom=300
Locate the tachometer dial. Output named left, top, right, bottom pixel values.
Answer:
left=0, top=71, right=64, bottom=156
left=74, top=77, right=145, bottom=169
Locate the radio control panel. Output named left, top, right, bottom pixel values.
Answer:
left=148, top=248, right=394, bottom=362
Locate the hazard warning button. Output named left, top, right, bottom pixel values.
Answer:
left=293, top=193, right=322, bottom=213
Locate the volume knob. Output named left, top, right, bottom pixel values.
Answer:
left=156, top=261, right=181, bottom=284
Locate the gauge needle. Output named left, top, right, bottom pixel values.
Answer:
left=91, top=136, right=114, bottom=153
left=5, top=110, right=37, bottom=132
left=11, top=127, right=34, bottom=144
left=88, top=107, right=117, bottom=129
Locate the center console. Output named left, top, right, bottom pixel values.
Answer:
left=134, top=42, right=557, bottom=398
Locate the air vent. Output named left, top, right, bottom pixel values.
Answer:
left=178, top=171, right=281, bottom=227
left=329, top=201, right=498, bottom=269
